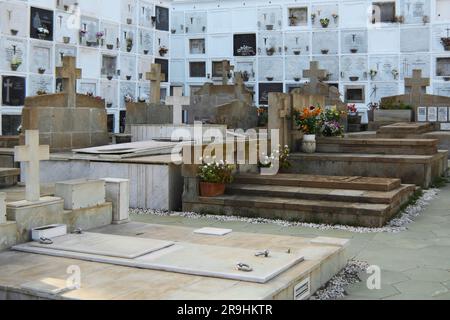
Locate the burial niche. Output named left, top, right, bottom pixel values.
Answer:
left=189, top=61, right=206, bottom=78
left=372, top=1, right=396, bottom=23
left=345, top=86, right=365, bottom=103
left=234, top=34, right=257, bottom=56
left=2, top=76, right=25, bottom=106
left=30, top=7, right=54, bottom=41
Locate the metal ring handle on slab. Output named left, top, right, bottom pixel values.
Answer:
left=236, top=263, right=253, bottom=272
left=73, top=228, right=83, bottom=235
left=255, top=250, right=270, bottom=258
left=39, top=237, right=53, bottom=245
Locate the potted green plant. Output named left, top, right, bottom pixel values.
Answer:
left=10, top=56, right=22, bottom=71
left=320, top=18, right=330, bottom=28
left=126, top=37, right=133, bottom=52
left=259, top=145, right=291, bottom=173
left=38, top=67, right=46, bottom=74
left=159, top=46, right=168, bottom=56
left=198, top=160, right=235, bottom=197
left=440, top=37, right=450, bottom=51
left=293, top=106, right=322, bottom=153
left=369, top=69, right=378, bottom=80
left=319, top=109, right=345, bottom=137
left=266, top=46, right=276, bottom=56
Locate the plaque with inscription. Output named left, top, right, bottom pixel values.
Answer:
left=313, top=56, right=339, bottom=82
left=120, top=82, right=136, bottom=108
left=259, top=83, right=283, bottom=105
left=259, top=32, right=283, bottom=56
left=171, top=11, right=185, bottom=34
left=284, top=33, right=309, bottom=56
left=139, top=2, right=153, bottom=28
left=101, top=80, right=118, bottom=108
left=80, top=16, right=99, bottom=47
left=2, top=76, right=25, bottom=106
left=30, top=7, right=54, bottom=41
left=185, top=12, right=207, bottom=34
left=120, top=55, right=137, bottom=81
left=434, top=83, right=450, bottom=97
left=234, top=34, right=256, bottom=57
left=258, top=57, right=283, bottom=81
left=428, top=107, right=437, bottom=122
left=156, top=6, right=169, bottom=31
left=341, top=30, right=368, bottom=54
left=401, top=54, right=430, bottom=79
left=288, top=7, right=308, bottom=27
left=100, top=22, right=119, bottom=49
left=139, top=29, right=153, bottom=55
left=189, top=39, right=206, bottom=54
left=370, top=83, right=399, bottom=101
left=31, top=45, right=52, bottom=75
left=312, top=31, right=338, bottom=55
left=122, top=27, right=136, bottom=53
left=235, top=61, right=256, bottom=82
left=55, top=45, right=76, bottom=67
left=417, top=107, right=427, bottom=122
left=55, top=0, right=78, bottom=11
left=1, top=1, right=28, bottom=37
left=29, top=75, right=53, bottom=96
left=401, top=0, right=430, bottom=24
left=341, top=55, right=368, bottom=80
left=1, top=38, right=27, bottom=72
left=369, top=55, right=399, bottom=81
left=400, top=27, right=429, bottom=53
left=438, top=107, right=448, bottom=122
left=436, top=58, right=450, bottom=77
left=102, top=55, right=117, bottom=79
left=79, top=81, right=97, bottom=96
left=258, top=7, right=282, bottom=31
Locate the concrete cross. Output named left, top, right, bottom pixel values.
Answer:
left=146, top=63, right=165, bottom=104
left=14, top=130, right=50, bottom=202
left=56, top=56, right=82, bottom=108
left=303, top=61, right=327, bottom=89
left=405, top=69, right=429, bottom=99
left=165, top=87, right=190, bottom=125
left=3, top=79, right=13, bottom=103
left=222, top=60, right=234, bottom=85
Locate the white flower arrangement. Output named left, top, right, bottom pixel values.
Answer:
left=37, top=27, right=50, bottom=34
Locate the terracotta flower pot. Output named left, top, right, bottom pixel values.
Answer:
left=199, top=182, right=226, bottom=197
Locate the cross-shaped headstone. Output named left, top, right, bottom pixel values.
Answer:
left=3, top=79, right=13, bottom=104
left=222, top=60, right=234, bottom=85
left=146, top=63, right=165, bottom=104
left=303, top=61, right=327, bottom=89
left=56, top=56, right=82, bottom=108
left=279, top=97, right=292, bottom=148
left=165, top=87, right=190, bottom=125
left=405, top=69, right=429, bottom=101
left=14, top=130, right=50, bottom=202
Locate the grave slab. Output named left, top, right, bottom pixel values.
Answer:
left=194, top=227, right=233, bottom=236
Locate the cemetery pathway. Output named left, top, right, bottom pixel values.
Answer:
left=131, top=184, right=450, bottom=300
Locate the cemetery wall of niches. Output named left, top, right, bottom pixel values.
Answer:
left=171, top=0, right=450, bottom=107
left=0, top=0, right=171, bottom=135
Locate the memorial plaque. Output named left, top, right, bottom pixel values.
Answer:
left=341, top=30, right=368, bottom=54
left=400, top=27, right=430, bottom=52
left=122, top=0, right=136, bottom=25
left=311, top=4, right=339, bottom=28
left=345, top=85, right=365, bottom=103
left=139, top=28, right=153, bottom=55
left=401, top=0, right=430, bottom=24
left=341, top=55, right=368, bottom=80
left=80, top=16, right=100, bottom=47
left=55, top=12, right=77, bottom=45
left=102, top=55, right=117, bottom=79
left=370, top=83, right=399, bottom=101
left=185, top=11, right=207, bottom=34
left=369, top=55, right=399, bottom=81
left=101, top=80, right=118, bottom=108
left=1, top=1, right=28, bottom=37
left=235, top=60, right=256, bottom=82
left=259, top=32, right=283, bottom=56
left=31, top=44, right=52, bottom=75
left=155, top=31, right=169, bottom=57
left=30, top=7, right=54, bottom=41
left=79, top=81, right=97, bottom=96
left=1, top=37, right=26, bottom=72
left=155, top=58, right=169, bottom=83
left=285, top=56, right=310, bottom=81
left=121, top=82, right=136, bottom=108
left=55, top=0, right=78, bottom=11
left=288, top=7, right=308, bottom=27
left=434, top=83, right=450, bottom=97
left=171, top=11, right=185, bottom=34
left=121, top=26, right=136, bottom=53
left=189, top=39, right=206, bottom=54
left=441, top=123, right=450, bottom=131
left=312, top=31, right=338, bottom=55
left=438, top=106, right=448, bottom=122
left=234, top=34, right=256, bottom=56
left=258, top=7, right=282, bottom=31
left=2, top=76, right=25, bottom=106
left=401, top=54, right=430, bottom=79
left=139, top=2, right=153, bottom=28
left=258, top=57, right=283, bottom=81
left=156, top=6, right=169, bottom=31
left=428, top=107, right=437, bottom=122
left=211, top=61, right=224, bottom=78
left=432, top=25, right=450, bottom=51
left=120, top=55, right=137, bottom=81
left=29, top=75, right=53, bottom=96
left=189, top=61, right=206, bottom=78
left=55, top=45, right=76, bottom=67
left=436, top=58, right=450, bottom=77
left=417, top=106, right=427, bottom=122
left=259, top=83, right=283, bottom=105
left=284, top=32, right=310, bottom=56
left=100, top=22, right=119, bottom=50
left=137, top=82, right=150, bottom=102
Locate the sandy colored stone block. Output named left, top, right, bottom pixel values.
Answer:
left=101, top=178, right=130, bottom=225
left=0, top=221, right=17, bottom=251
left=55, top=179, right=106, bottom=210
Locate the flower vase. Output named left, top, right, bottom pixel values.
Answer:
left=302, top=134, right=316, bottom=154
left=199, top=182, right=226, bottom=197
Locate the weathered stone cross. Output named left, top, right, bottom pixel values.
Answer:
left=222, top=60, right=234, bottom=85
left=146, top=63, right=165, bottom=104
left=405, top=69, right=429, bottom=100
left=56, top=56, right=82, bottom=108
left=14, top=130, right=50, bottom=202
left=3, top=79, right=13, bottom=104
left=165, top=87, right=190, bottom=125
left=303, top=61, right=327, bottom=89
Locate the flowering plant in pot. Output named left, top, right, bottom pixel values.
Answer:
left=198, top=159, right=235, bottom=197
left=259, top=145, right=291, bottom=172
left=96, top=31, right=104, bottom=46
left=319, top=109, right=345, bottom=137
left=347, top=103, right=361, bottom=124
left=293, top=106, right=322, bottom=153
left=320, top=18, right=330, bottom=28
left=440, top=37, right=450, bottom=51
left=126, top=38, right=133, bottom=52
left=37, top=26, right=49, bottom=39
left=10, top=56, right=22, bottom=71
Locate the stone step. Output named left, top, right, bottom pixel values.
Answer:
left=227, top=183, right=416, bottom=205
left=377, top=122, right=434, bottom=135
left=316, top=137, right=438, bottom=155
left=234, top=174, right=402, bottom=192
left=187, top=193, right=409, bottom=227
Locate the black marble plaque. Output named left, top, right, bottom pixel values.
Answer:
left=259, top=83, right=283, bottom=105
left=2, top=76, right=25, bottom=106
left=234, top=34, right=257, bottom=56
left=155, top=58, right=169, bottom=82
left=189, top=61, right=206, bottom=78
left=155, top=6, right=169, bottom=31
left=30, top=7, right=54, bottom=41
left=2, top=115, right=22, bottom=136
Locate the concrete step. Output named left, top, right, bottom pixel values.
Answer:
left=234, top=174, right=402, bottom=192
left=377, top=122, right=434, bottom=135
left=316, top=137, right=438, bottom=155
left=227, top=183, right=416, bottom=205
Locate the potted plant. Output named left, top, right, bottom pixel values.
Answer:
left=294, top=77, right=300, bottom=82
left=11, top=29, right=18, bottom=36
left=126, top=37, right=133, bottom=52
left=266, top=76, right=274, bottom=81
left=37, top=26, right=50, bottom=40
left=171, top=29, right=176, bottom=34
left=159, top=46, right=168, bottom=56
left=63, top=36, right=71, bottom=44
left=198, top=160, right=235, bottom=197
left=319, top=109, right=345, bottom=137
left=127, top=18, right=133, bottom=25
left=259, top=145, right=292, bottom=173
left=124, top=93, right=133, bottom=103
left=96, top=31, right=104, bottom=46
left=350, top=48, right=358, bottom=53
left=293, top=49, right=301, bottom=55
left=107, top=44, right=114, bottom=50
left=38, top=67, right=46, bottom=74
left=36, top=89, right=47, bottom=95
left=143, top=49, right=149, bottom=55
left=106, top=102, right=113, bottom=108
left=79, top=29, right=87, bottom=43
left=126, top=75, right=132, bottom=81
left=266, top=46, right=276, bottom=56
left=266, top=24, right=274, bottom=31
left=392, top=69, right=399, bottom=80
left=332, top=13, right=339, bottom=24
left=349, top=76, right=359, bottom=81
left=293, top=106, right=322, bottom=153
left=367, top=102, right=379, bottom=122
left=311, top=13, right=316, bottom=24
left=321, top=49, right=329, bottom=54
left=395, top=16, right=405, bottom=24
left=369, top=69, right=378, bottom=80
left=440, top=37, right=450, bottom=51
left=320, top=18, right=330, bottom=28
left=10, top=56, right=22, bottom=71
left=347, top=104, right=361, bottom=125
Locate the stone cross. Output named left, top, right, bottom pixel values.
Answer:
left=222, top=60, right=234, bottom=85
left=165, top=87, right=190, bottom=125
left=0, top=193, right=6, bottom=224
left=146, top=64, right=165, bottom=104
left=56, top=56, right=82, bottom=108
left=303, top=61, right=327, bottom=90
left=14, top=130, right=50, bottom=202
left=279, top=97, right=292, bottom=148
left=4, top=79, right=13, bottom=103
left=234, top=72, right=244, bottom=87
left=405, top=69, right=429, bottom=102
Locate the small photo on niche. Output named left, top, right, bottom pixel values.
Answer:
left=189, top=39, right=206, bottom=54
left=30, top=7, right=54, bottom=41
left=234, top=34, right=257, bottom=56
left=189, top=61, right=206, bottom=78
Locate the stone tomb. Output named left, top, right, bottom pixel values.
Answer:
left=21, top=56, right=109, bottom=152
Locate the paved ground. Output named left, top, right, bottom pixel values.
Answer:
left=131, top=184, right=450, bottom=300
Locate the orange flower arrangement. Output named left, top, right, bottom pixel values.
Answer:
left=293, top=106, right=322, bottom=134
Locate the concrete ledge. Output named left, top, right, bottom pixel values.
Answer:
left=0, top=222, right=17, bottom=251
left=62, top=202, right=112, bottom=233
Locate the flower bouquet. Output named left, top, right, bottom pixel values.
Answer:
left=293, top=106, right=322, bottom=153
left=198, top=159, right=235, bottom=197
